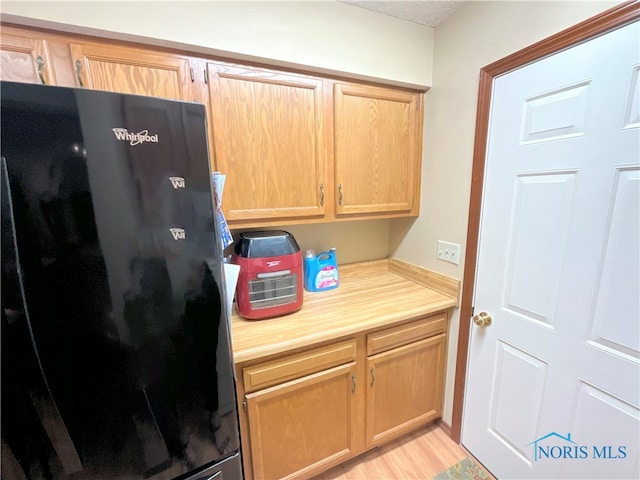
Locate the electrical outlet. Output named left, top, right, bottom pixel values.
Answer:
left=437, top=240, right=461, bottom=265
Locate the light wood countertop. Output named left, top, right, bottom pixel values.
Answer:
left=230, top=258, right=460, bottom=364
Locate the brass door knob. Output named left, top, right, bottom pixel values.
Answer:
left=473, top=311, right=492, bottom=327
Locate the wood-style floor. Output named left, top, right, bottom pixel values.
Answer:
left=312, top=423, right=487, bottom=480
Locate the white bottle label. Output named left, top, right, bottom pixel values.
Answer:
left=315, top=266, right=338, bottom=289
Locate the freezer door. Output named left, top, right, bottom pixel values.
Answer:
left=0, top=81, right=241, bottom=480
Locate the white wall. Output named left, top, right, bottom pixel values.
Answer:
left=231, top=219, right=390, bottom=265
left=389, top=0, right=620, bottom=425
left=0, top=1, right=434, bottom=88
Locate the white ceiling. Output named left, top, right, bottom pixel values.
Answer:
left=339, top=1, right=469, bottom=27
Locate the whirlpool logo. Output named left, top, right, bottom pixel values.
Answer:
left=112, top=128, right=159, bottom=146
left=169, top=228, right=185, bottom=240
left=528, top=432, right=627, bottom=462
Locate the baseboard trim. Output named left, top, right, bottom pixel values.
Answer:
left=436, top=418, right=453, bottom=438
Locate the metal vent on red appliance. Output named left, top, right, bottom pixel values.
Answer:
left=248, top=274, right=298, bottom=309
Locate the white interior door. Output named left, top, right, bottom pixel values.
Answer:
left=463, top=21, right=640, bottom=480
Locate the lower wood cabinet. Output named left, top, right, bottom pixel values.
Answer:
left=245, top=363, right=358, bottom=480
left=237, top=312, right=448, bottom=480
left=366, top=333, right=446, bottom=447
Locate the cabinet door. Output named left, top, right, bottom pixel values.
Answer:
left=70, top=42, right=193, bottom=101
left=1, top=32, right=55, bottom=85
left=246, top=363, right=358, bottom=480
left=334, top=83, right=421, bottom=216
left=366, top=333, right=445, bottom=448
left=206, top=62, right=328, bottom=223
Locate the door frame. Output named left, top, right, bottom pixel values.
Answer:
left=450, top=0, right=640, bottom=443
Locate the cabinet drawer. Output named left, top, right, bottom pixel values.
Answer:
left=243, top=339, right=357, bottom=393
left=367, top=313, right=446, bottom=356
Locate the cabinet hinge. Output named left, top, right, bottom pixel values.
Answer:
left=243, top=397, right=247, bottom=413
left=471, top=306, right=475, bottom=317
left=204, top=69, right=209, bottom=84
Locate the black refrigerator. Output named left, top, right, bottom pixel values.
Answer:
left=0, top=81, right=242, bottom=480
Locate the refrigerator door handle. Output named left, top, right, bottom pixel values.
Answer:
left=193, top=471, right=222, bottom=480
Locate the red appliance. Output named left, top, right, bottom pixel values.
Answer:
left=232, top=230, right=303, bottom=320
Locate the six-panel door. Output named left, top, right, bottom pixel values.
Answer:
left=463, top=21, right=640, bottom=480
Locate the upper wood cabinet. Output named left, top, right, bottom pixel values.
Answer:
left=334, top=83, right=422, bottom=217
left=0, top=25, right=425, bottom=227
left=206, top=62, right=328, bottom=223
left=0, top=30, right=55, bottom=85
left=69, top=42, right=194, bottom=101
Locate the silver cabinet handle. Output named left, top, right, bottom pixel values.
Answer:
left=319, top=183, right=324, bottom=207
left=351, top=373, right=356, bottom=393
left=370, top=367, right=375, bottom=387
left=36, top=56, right=46, bottom=85
left=338, top=184, right=343, bottom=207
left=75, top=60, right=84, bottom=87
